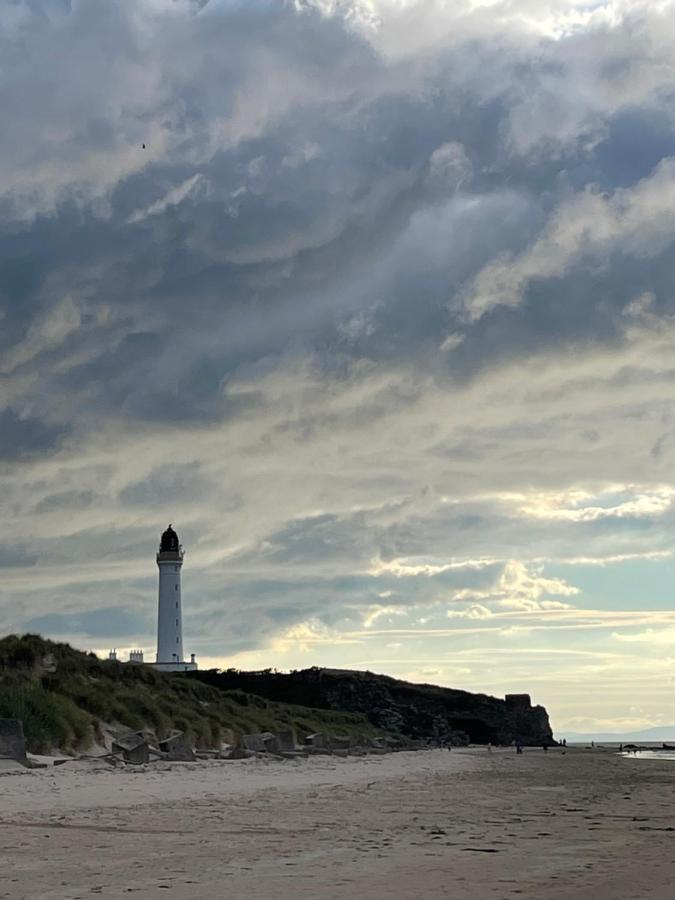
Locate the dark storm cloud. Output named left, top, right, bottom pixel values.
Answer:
left=3, top=1, right=673, bottom=428
left=0, top=409, right=67, bottom=461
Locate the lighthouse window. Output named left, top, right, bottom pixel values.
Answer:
left=175, top=566, right=178, bottom=572
left=176, top=619, right=179, bottom=626
left=175, top=584, right=178, bottom=591
left=176, top=637, right=179, bottom=643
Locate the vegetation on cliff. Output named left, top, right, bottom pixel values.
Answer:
left=0, top=635, right=379, bottom=754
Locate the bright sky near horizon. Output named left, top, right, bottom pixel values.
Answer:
left=2, top=0, right=675, bottom=734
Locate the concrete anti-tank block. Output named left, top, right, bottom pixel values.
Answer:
left=0, top=719, right=27, bottom=760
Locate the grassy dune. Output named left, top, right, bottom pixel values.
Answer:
left=0, top=634, right=381, bottom=754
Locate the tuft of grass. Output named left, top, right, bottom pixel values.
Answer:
left=0, top=686, right=93, bottom=754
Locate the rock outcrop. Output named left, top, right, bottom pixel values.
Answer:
left=194, top=668, right=555, bottom=746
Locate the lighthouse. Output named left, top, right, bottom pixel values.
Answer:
left=154, top=525, right=197, bottom=672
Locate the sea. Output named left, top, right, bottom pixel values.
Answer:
left=624, top=751, right=675, bottom=760
left=569, top=741, right=675, bottom=761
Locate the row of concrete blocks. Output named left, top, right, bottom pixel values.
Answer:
left=0, top=717, right=198, bottom=767
left=109, top=730, right=196, bottom=765
left=236, top=730, right=394, bottom=758
left=1, top=717, right=398, bottom=768
left=106, top=742, right=391, bottom=766
left=109, top=729, right=390, bottom=765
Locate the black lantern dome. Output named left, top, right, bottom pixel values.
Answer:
left=157, top=524, right=183, bottom=560
left=160, top=524, right=179, bottom=552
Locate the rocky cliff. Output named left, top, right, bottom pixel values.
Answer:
left=193, top=667, right=555, bottom=746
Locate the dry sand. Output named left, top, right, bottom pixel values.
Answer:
left=1, top=747, right=674, bottom=899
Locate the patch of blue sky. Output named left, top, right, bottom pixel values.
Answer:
left=546, top=558, right=675, bottom=612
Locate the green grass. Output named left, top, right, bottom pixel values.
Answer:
left=0, top=634, right=381, bottom=754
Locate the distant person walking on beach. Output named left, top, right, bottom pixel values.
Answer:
left=516, top=740, right=523, bottom=754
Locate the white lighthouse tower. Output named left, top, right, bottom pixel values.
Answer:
left=154, top=525, right=197, bottom=673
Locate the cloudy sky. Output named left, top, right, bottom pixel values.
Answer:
left=3, top=0, right=675, bottom=734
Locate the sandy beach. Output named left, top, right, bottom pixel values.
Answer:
left=1, top=748, right=674, bottom=899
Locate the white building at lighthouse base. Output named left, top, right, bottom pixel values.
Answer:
left=153, top=657, right=198, bottom=673
left=113, top=648, right=198, bottom=672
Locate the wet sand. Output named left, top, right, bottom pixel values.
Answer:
left=1, top=748, right=674, bottom=899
